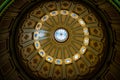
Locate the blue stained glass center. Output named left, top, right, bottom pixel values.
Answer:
left=54, top=28, right=68, bottom=42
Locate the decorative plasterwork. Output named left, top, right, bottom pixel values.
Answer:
left=16, top=0, right=107, bottom=80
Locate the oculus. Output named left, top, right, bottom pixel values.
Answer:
left=54, top=28, right=69, bottom=43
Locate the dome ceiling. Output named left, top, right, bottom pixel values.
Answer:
left=16, top=0, right=107, bottom=80
left=1, top=0, right=120, bottom=80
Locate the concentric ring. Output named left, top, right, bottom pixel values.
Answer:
left=17, top=1, right=107, bottom=79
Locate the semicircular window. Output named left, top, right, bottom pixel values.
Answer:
left=16, top=0, right=107, bottom=80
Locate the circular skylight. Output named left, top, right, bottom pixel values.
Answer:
left=54, top=28, right=68, bottom=42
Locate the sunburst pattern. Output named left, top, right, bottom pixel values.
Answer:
left=17, top=0, right=107, bottom=80
left=32, top=9, right=90, bottom=65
